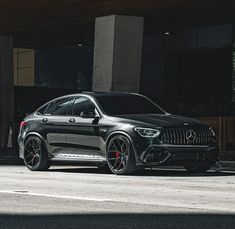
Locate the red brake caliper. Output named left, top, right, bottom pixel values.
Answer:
left=115, top=152, right=119, bottom=158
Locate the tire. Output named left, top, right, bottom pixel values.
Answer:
left=24, top=136, right=50, bottom=171
left=184, top=165, right=211, bottom=173
left=106, top=134, right=137, bottom=175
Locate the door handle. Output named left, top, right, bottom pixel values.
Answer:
left=41, top=118, right=48, bottom=123
left=68, top=118, right=75, bottom=123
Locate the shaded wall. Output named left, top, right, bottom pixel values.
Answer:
left=35, top=46, right=93, bottom=91
left=141, top=24, right=233, bottom=116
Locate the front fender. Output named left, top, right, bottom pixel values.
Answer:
left=105, top=131, right=139, bottom=164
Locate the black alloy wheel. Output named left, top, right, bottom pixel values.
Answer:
left=107, top=135, right=136, bottom=175
left=24, top=136, right=50, bottom=171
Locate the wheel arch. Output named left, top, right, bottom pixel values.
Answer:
left=24, top=132, right=49, bottom=156
left=105, top=131, right=139, bottom=163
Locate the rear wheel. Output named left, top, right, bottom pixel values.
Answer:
left=24, top=136, right=50, bottom=171
left=106, top=135, right=136, bottom=175
left=184, top=165, right=211, bottom=173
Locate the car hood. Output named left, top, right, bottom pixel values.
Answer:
left=114, top=114, right=207, bottom=128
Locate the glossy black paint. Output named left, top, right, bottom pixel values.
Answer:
left=18, top=92, right=219, bottom=167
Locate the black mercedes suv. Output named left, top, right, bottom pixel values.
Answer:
left=18, top=92, right=219, bottom=175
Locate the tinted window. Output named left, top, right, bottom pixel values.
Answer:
left=45, top=102, right=55, bottom=115
left=72, top=97, right=96, bottom=116
left=37, top=104, right=49, bottom=115
left=52, top=98, right=71, bottom=116
left=96, top=94, right=165, bottom=115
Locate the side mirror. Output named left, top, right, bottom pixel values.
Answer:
left=80, top=110, right=99, bottom=119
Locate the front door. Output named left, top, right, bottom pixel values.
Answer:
left=66, top=96, right=105, bottom=161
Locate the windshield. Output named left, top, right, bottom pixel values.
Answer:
left=96, top=94, right=166, bottom=115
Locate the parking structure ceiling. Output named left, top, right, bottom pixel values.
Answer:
left=0, top=0, right=234, bottom=47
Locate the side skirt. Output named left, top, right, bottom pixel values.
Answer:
left=51, top=153, right=106, bottom=163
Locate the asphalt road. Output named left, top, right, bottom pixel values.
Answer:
left=0, top=165, right=235, bottom=229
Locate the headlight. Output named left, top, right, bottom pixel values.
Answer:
left=134, top=127, right=161, bottom=138
left=209, top=127, right=216, bottom=136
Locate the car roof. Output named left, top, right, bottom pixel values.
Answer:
left=56, top=91, right=137, bottom=99
left=39, top=92, right=141, bottom=107
left=82, top=91, right=136, bottom=98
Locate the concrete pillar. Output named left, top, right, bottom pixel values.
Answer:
left=0, top=35, right=14, bottom=152
left=93, top=15, right=144, bottom=92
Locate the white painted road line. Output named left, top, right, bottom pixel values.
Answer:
left=0, top=190, right=234, bottom=213
left=0, top=190, right=112, bottom=202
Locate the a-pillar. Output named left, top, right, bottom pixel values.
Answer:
left=93, top=15, right=144, bottom=92
left=0, top=35, right=14, bottom=153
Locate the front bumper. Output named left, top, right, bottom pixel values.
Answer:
left=138, top=144, right=219, bottom=166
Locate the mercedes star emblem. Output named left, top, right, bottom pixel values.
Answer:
left=186, top=129, right=196, bottom=142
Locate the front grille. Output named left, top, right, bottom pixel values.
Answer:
left=160, top=127, right=213, bottom=145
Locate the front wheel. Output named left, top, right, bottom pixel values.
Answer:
left=184, top=165, right=211, bottom=173
left=24, top=136, right=50, bottom=171
left=106, top=135, right=137, bottom=175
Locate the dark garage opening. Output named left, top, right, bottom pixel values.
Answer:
left=164, top=48, right=232, bottom=116
left=166, top=48, right=232, bottom=102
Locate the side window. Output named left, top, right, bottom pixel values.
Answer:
left=37, top=104, right=49, bottom=115
left=52, top=98, right=71, bottom=116
left=44, top=102, right=55, bottom=115
left=72, top=97, right=96, bottom=116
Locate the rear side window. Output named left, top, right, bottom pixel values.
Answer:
left=52, top=98, right=71, bottom=116
left=37, top=104, right=49, bottom=115
left=42, top=97, right=73, bottom=116
left=45, top=102, right=55, bottom=115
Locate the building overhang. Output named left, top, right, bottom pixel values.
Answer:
left=0, top=0, right=234, bottom=47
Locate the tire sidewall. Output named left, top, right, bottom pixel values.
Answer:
left=24, top=136, right=48, bottom=171
left=106, top=134, right=136, bottom=175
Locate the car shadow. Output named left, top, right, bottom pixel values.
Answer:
left=48, top=166, right=235, bottom=177
left=49, top=166, right=113, bottom=174
left=135, top=169, right=235, bottom=177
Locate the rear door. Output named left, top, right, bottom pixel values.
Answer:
left=38, top=97, right=74, bottom=157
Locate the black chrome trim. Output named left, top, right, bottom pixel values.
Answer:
left=139, top=143, right=218, bottom=164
